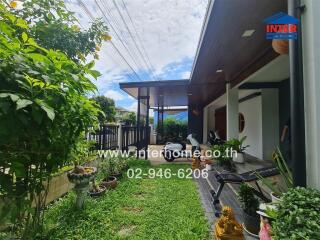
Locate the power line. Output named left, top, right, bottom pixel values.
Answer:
left=100, top=0, right=149, bottom=77
left=77, top=0, right=143, bottom=81
left=120, top=0, right=158, bottom=80
left=94, top=0, right=147, bottom=77
left=112, top=0, right=156, bottom=81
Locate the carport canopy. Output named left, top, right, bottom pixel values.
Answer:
left=119, top=80, right=189, bottom=108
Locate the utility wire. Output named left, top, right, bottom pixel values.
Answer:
left=95, top=0, right=146, bottom=78
left=112, top=0, right=156, bottom=81
left=120, top=0, right=158, bottom=80
left=100, top=0, right=148, bottom=76
left=77, top=0, right=143, bottom=81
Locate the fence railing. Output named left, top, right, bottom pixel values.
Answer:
left=87, top=124, right=150, bottom=151
left=87, top=124, right=119, bottom=150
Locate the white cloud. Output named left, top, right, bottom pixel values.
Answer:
left=181, top=71, right=191, bottom=79
left=128, top=102, right=138, bottom=112
left=105, top=90, right=125, bottom=101
left=66, top=0, right=208, bottom=86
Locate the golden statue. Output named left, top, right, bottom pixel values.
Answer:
left=215, top=206, right=244, bottom=240
left=192, top=158, right=201, bottom=170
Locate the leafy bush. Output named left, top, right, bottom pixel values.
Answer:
left=211, top=143, right=233, bottom=166
left=272, top=187, right=320, bottom=240
left=14, top=0, right=110, bottom=62
left=158, top=117, right=188, bottom=142
left=256, top=148, right=293, bottom=197
left=238, top=184, right=259, bottom=216
left=226, top=136, right=249, bottom=153
left=99, top=155, right=131, bottom=178
left=91, top=96, right=116, bottom=123
left=0, top=2, right=108, bottom=237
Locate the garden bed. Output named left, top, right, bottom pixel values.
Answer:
left=44, top=159, right=210, bottom=240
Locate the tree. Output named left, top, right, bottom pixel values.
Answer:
left=122, top=112, right=137, bottom=125
left=91, top=96, right=116, bottom=123
left=13, top=0, right=110, bottom=62
left=0, top=1, right=109, bottom=237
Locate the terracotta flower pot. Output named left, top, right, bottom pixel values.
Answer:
left=272, top=39, right=289, bottom=55
left=101, top=176, right=117, bottom=189
left=88, top=185, right=107, bottom=197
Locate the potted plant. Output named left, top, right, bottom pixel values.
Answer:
left=227, top=136, right=249, bottom=163
left=118, top=156, right=130, bottom=172
left=256, top=148, right=293, bottom=202
left=88, top=180, right=107, bottom=197
left=271, top=187, right=320, bottom=239
left=99, top=158, right=118, bottom=189
left=109, top=157, right=122, bottom=178
left=211, top=143, right=235, bottom=171
left=67, top=139, right=98, bottom=208
left=238, top=183, right=260, bottom=236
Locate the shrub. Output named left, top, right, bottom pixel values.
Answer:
left=272, top=187, right=320, bottom=240
left=159, top=117, right=188, bottom=142
left=0, top=2, right=108, bottom=237
left=211, top=143, right=233, bottom=166
left=238, top=184, right=259, bottom=216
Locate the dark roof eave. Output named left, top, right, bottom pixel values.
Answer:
left=119, top=79, right=189, bottom=89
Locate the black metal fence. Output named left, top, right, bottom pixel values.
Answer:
left=87, top=124, right=150, bottom=151
left=87, top=124, right=119, bottom=150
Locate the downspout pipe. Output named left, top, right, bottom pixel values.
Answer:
left=288, top=0, right=306, bottom=186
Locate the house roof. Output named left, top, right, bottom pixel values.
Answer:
left=119, top=80, right=189, bottom=108
left=189, top=0, right=287, bottom=106
left=119, top=0, right=287, bottom=108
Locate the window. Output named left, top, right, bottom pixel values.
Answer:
left=239, top=113, right=245, bottom=133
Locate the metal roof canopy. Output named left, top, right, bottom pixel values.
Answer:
left=119, top=80, right=189, bottom=107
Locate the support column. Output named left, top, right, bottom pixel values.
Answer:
left=203, top=107, right=208, bottom=143
left=261, top=89, right=279, bottom=160
left=145, top=88, right=150, bottom=160
left=226, top=83, right=239, bottom=140
left=301, top=0, right=320, bottom=189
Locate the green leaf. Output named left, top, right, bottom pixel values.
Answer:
left=22, top=32, right=28, bottom=42
left=16, top=99, right=33, bottom=110
left=86, top=60, right=95, bottom=69
left=40, top=104, right=55, bottom=121
left=0, top=93, right=20, bottom=102
left=16, top=19, right=28, bottom=29
left=88, top=70, right=101, bottom=79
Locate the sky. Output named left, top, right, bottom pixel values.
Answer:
left=66, top=0, right=209, bottom=112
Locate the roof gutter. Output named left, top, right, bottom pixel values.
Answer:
left=189, top=0, right=215, bottom=83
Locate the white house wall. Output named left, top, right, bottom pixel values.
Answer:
left=239, top=96, right=263, bottom=159
left=261, top=89, right=280, bottom=160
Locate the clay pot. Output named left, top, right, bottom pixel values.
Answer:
left=88, top=185, right=107, bottom=197
left=272, top=39, right=289, bottom=55
left=242, top=211, right=260, bottom=236
left=100, top=176, right=117, bottom=189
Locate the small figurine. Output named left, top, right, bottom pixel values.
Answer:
left=259, top=215, right=272, bottom=240
left=192, top=157, right=201, bottom=170
left=215, top=206, right=244, bottom=240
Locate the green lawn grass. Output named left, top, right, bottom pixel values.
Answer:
left=44, top=160, right=210, bottom=240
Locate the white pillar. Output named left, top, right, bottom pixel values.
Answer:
left=203, top=107, right=208, bottom=143
left=226, top=83, right=239, bottom=140
left=261, top=89, right=279, bottom=160
left=301, top=0, right=320, bottom=189
left=117, top=124, right=122, bottom=150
